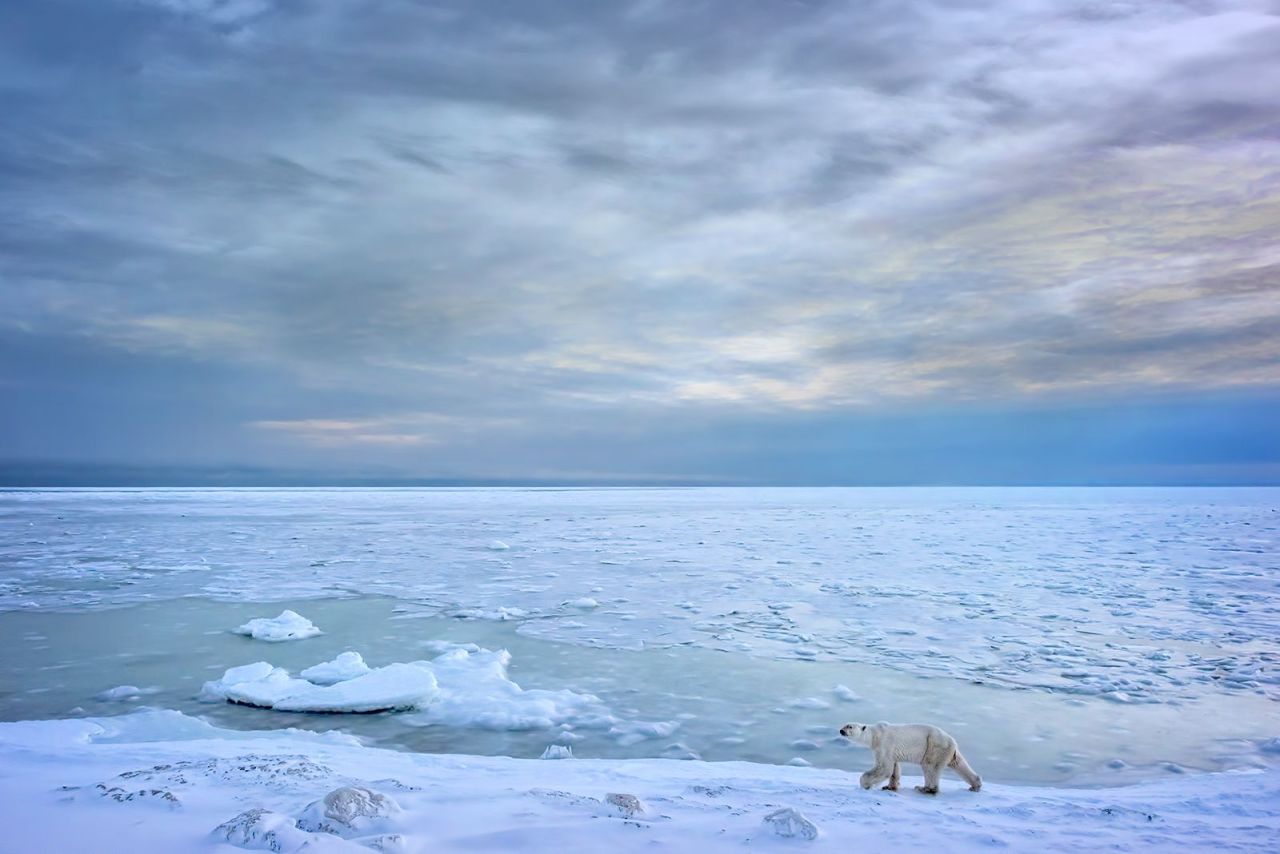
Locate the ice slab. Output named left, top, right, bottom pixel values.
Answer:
left=201, top=661, right=439, bottom=713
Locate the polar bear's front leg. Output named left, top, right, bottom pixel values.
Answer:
left=880, top=763, right=901, bottom=793
left=859, top=762, right=892, bottom=790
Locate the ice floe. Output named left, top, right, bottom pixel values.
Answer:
left=200, top=644, right=681, bottom=742
left=234, top=610, right=322, bottom=642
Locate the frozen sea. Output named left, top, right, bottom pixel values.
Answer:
left=1, top=487, right=1277, bottom=788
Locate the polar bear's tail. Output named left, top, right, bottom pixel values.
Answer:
left=949, top=750, right=982, bottom=792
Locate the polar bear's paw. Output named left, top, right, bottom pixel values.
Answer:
left=914, top=785, right=939, bottom=795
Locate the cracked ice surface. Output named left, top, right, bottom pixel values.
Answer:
left=1, top=487, right=1277, bottom=707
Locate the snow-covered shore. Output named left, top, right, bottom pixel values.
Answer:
left=0, top=710, right=1275, bottom=853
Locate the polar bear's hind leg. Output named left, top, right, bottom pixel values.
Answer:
left=914, top=732, right=952, bottom=795
left=950, top=750, right=982, bottom=792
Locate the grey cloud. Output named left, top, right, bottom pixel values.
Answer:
left=2, top=0, right=1279, bottom=477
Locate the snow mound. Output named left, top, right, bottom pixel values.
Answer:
left=301, top=652, right=372, bottom=686
left=201, top=661, right=439, bottom=713
left=233, top=610, right=321, bottom=642
left=485, top=540, right=510, bottom=551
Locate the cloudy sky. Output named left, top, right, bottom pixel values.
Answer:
left=2, top=0, right=1278, bottom=484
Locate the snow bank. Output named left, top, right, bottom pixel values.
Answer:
left=233, top=610, right=322, bottom=642
left=1, top=710, right=1277, bottom=854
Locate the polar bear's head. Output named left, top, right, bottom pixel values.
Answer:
left=839, top=722, right=873, bottom=745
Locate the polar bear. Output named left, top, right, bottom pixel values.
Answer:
left=839, top=721, right=981, bottom=794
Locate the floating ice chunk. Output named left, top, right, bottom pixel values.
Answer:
left=789, top=739, right=820, bottom=751
left=567, top=597, right=599, bottom=609
left=763, top=807, right=819, bottom=839
left=297, top=786, right=402, bottom=837
left=609, top=719, right=681, bottom=747
left=408, top=647, right=608, bottom=731
left=301, top=652, right=371, bottom=686
left=540, top=744, right=573, bottom=760
left=200, top=661, right=276, bottom=699
left=662, top=742, right=702, bottom=760
left=201, top=661, right=439, bottom=713
left=485, top=540, right=510, bottom=551
left=233, top=610, right=321, bottom=642
left=450, top=606, right=527, bottom=621
left=95, top=685, right=157, bottom=702
left=786, top=757, right=812, bottom=767
left=421, top=640, right=483, bottom=654
left=832, top=684, right=861, bottom=702
left=790, top=697, right=831, bottom=710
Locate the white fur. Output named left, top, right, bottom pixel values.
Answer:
left=839, top=721, right=981, bottom=794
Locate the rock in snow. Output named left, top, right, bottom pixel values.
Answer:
left=296, top=786, right=402, bottom=837
left=605, top=793, right=645, bottom=819
left=233, top=610, right=322, bottom=642
left=763, top=807, right=820, bottom=840
left=211, top=808, right=312, bottom=852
